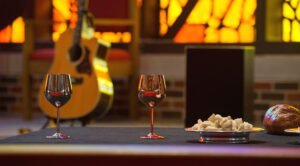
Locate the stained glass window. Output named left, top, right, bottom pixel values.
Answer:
left=282, top=0, right=300, bottom=42
left=52, top=0, right=77, bottom=41
left=52, top=0, right=132, bottom=43
left=160, top=0, right=256, bottom=43
left=0, top=17, right=25, bottom=43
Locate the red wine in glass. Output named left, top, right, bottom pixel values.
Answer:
left=44, top=74, right=72, bottom=139
left=138, top=74, right=166, bottom=139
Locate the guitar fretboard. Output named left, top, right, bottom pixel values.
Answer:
left=72, top=0, right=85, bottom=47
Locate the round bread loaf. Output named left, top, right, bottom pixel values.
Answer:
left=263, top=104, right=300, bottom=134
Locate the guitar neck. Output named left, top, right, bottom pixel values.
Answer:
left=72, top=0, right=85, bottom=46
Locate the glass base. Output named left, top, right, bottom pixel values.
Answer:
left=140, top=133, right=164, bottom=139
left=46, top=132, right=70, bottom=139
left=198, top=136, right=248, bottom=143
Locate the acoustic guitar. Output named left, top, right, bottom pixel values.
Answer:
left=38, top=0, right=113, bottom=125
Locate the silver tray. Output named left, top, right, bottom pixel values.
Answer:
left=284, top=127, right=300, bottom=134
left=186, top=127, right=264, bottom=144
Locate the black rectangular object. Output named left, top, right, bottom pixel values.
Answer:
left=185, top=46, right=254, bottom=127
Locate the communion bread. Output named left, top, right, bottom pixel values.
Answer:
left=191, top=113, right=253, bottom=131
left=263, top=104, right=300, bottom=135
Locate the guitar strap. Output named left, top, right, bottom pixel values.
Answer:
left=81, top=12, right=95, bottom=39
left=80, top=0, right=94, bottom=39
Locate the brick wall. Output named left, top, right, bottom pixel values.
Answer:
left=1, top=73, right=300, bottom=126
left=0, top=74, right=186, bottom=119
left=253, top=81, right=300, bottom=126
left=0, top=75, right=22, bottom=113
left=138, top=79, right=185, bottom=120
left=97, top=78, right=186, bottom=120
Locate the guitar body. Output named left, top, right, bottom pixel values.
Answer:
left=39, top=29, right=113, bottom=122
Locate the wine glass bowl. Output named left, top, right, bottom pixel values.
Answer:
left=138, top=74, right=166, bottom=139
left=44, top=73, right=72, bottom=139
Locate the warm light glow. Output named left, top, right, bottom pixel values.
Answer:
left=160, top=0, right=256, bottom=43
left=52, top=23, right=68, bottom=41
left=282, top=0, right=300, bottom=42
left=94, top=32, right=131, bottom=43
left=122, top=32, right=132, bottom=43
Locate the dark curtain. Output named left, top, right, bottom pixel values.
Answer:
left=88, top=0, right=128, bottom=32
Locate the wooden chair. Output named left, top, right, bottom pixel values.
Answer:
left=22, top=19, right=53, bottom=120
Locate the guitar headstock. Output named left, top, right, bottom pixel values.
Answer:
left=70, top=0, right=93, bottom=62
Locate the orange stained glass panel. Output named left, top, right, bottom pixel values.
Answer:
left=291, top=0, right=299, bottom=8
left=160, top=0, right=256, bottom=43
left=282, top=0, right=300, bottom=42
left=52, top=0, right=77, bottom=41
left=291, top=20, right=300, bottom=41
left=178, top=0, right=188, bottom=6
left=174, top=24, right=205, bottom=43
left=220, top=27, right=238, bottom=43
left=204, top=27, right=219, bottom=43
left=282, top=18, right=291, bottom=42
left=243, top=0, right=256, bottom=20
left=238, top=22, right=254, bottom=42
left=213, top=0, right=232, bottom=19
left=0, top=26, right=12, bottom=43
left=187, top=0, right=212, bottom=24
left=160, top=10, right=168, bottom=35
left=297, top=5, right=300, bottom=20
left=223, top=0, right=243, bottom=29
left=168, top=0, right=182, bottom=26
left=53, top=0, right=73, bottom=19
left=208, top=17, right=221, bottom=28
left=160, top=0, right=169, bottom=9
left=11, top=17, right=25, bottom=43
left=52, top=0, right=132, bottom=43
left=0, top=16, right=24, bottom=43
left=283, top=2, right=295, bottom=19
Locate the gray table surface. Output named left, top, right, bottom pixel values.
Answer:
left=0, top=127, right=299, bottom=147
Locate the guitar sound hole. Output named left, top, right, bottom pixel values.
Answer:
left=69, top=44, right=82, bottom=62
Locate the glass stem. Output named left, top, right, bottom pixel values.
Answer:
left=150, top=107, right=154, bottom=134
left=56, top=107, right=60, bottom=133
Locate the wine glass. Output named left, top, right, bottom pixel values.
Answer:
left=44, top=74, right=72, bottom=139
left=138, top=74, right=166, bottom=139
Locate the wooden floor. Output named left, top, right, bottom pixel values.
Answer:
left=0, top=112, right=184, bottom=140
